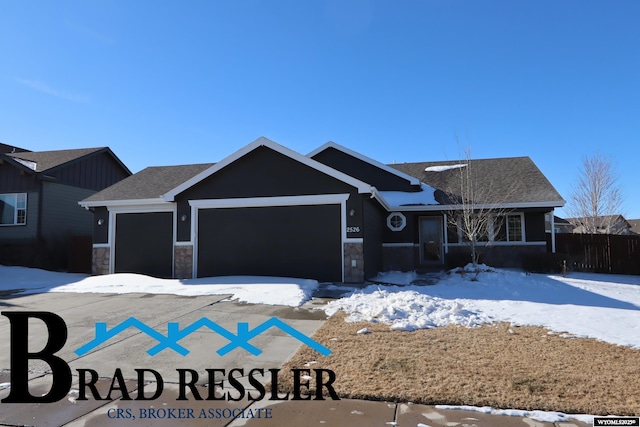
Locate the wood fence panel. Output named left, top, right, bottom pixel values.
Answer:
left=550, top=233, right=640, bottom=275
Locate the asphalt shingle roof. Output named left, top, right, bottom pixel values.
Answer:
left=390, top=156, right=564, bottom=204
left=6, top=147, right=105, bottom=172
left=82, top=163, right=215, bottom=202
left=82, top=153, right=564, bottom=207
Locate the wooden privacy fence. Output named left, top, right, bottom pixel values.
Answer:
left=549, top=233, right=640, bottom=275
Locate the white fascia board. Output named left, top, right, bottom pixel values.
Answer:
left=79, top=198, right=170, bottom=209
left=189, top=193, right=350, bottom=209
left=371, top=195, right=565, bottom=212
left=107, top=203, right=176, bottom=214
left=370, top=187, right=391, bottom=211
left=308, top=141, right=421, bottom=186
left=163, top=137, right=372, bottom=202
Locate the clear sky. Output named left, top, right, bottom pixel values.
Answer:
left=1, top=1, right=638, bottom=218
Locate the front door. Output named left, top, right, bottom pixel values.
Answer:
left=419, top=217, right=443, bottom=265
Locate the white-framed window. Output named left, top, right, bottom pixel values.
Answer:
left=387, top=212, right=406, bottom=231
left=0, top=193, right=27, bottom=226
left=493, top=213, right=525, bottom=242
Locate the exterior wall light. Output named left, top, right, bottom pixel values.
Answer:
left=181, top=214, right=188, bottom=222
left=97, top=219, right=104, bottom=226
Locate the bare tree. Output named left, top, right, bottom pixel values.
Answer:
left=444, top=146, right=519, bottom=271
left=567, top=154, right=625, bottom=234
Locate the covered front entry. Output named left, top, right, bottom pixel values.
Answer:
left=419, top=216, right=444, bottom=265
left=114, top=212, right=174, bottom=278
left=196, top=203, right=343, bottom=282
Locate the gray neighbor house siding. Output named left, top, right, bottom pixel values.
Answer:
left=40, top=182, right=95, bottom=241
left=81, top=138, right=565, bottom=282
left=0, top=146, right=131, bottom=271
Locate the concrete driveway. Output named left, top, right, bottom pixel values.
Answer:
left=0, top=291, right=328, bottom=426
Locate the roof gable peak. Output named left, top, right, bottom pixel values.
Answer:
left=162, top=138, right=372, bottom=201
left=308, top=141, right=420, bottom=186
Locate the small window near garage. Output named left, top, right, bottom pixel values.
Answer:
left=387, top=212, right=406, bottom=231
left=0, top=193, right=27, bottom=226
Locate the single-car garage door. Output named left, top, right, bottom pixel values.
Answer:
left=115, top=212, right=173, bottom=278
left=197, top=204, right=342, bottom=282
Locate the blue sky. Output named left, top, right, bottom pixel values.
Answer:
left=1, top=1, right=639, bottom=218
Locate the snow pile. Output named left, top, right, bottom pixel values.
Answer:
left=0, top=266, right=318, bottom=307
left=435, top=405, right=594, bottom=424
left=327, top=267, right=640, bottom=348
left=325, top=288, right=491, bottom=331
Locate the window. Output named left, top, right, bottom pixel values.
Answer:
left=0, top=193, right=27, bottom=225
left=387, top=212, right=406, bottom=231
left=493, top=213, right=524, bottom=242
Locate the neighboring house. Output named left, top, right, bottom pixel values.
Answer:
left=628, top=219, right=640, bottom=235
left=566, top=215, right=633, bottom=235
left=0, top=146, right=131, bottom=270
left=80, top=138, right=565, bottom=282
left=0, top=143, right=29, bottom=154
left=544, top=215, right=575, bottom=234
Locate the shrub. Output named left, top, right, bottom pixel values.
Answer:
left=521, top=252, right=567, bottom=274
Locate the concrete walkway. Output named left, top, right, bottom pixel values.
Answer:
left=1, top=291, right=594, bottom=427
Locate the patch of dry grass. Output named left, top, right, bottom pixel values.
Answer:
left=280, top=312, right=640, bottom=416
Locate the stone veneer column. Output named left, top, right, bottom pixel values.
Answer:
left=343, top=242, right=365, bottom=283
left=174, top=245, right=193, bottom=279
left=92, top=247, right=110, bottom=275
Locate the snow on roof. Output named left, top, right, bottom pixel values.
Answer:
left=379, top=183, right=437, bottom=206
left=424, top=164, right=467, bottom=172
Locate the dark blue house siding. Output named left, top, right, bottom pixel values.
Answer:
left=312, top=147, right=417, bottom=192
left=179, top=146, right=356, bottom=200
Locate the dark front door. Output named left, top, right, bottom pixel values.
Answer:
left=419, top=216, right=443, bottom=265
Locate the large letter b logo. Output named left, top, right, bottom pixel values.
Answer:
left=1, top=312, right=72, bottom=403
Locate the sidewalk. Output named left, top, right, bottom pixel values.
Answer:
left=1, top=378, right=594, bottom=426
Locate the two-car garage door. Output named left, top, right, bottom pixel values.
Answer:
left=197, top=204, right=342, bottom=282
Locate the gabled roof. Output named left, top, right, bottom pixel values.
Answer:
left=81, top=138, right=374, bottom=207
left=4, top=147, right=131, bottom=175
left=554, top=216, right=573, bottom=225
left=80, top=140, right=565, bottom=211
left=390, top=156, right=565, bottom=208
left=566, top=214, right=631, bottom=228
left=161, top=137, right=372, bottom=201
left=628, top=219, right=640, bottom=235
left=80, top=163, right=215, bottom=207
left=308, top=141, right=420, bottom=186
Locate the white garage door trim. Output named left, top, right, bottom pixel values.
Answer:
left=106, top=204, right=177, bottom=275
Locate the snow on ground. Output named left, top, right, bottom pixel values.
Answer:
left=0, top=265, right=318, bottom=307
left=2, top=263, right=640, bottom=420
left=326, top=264, right=640, bottom=349
left=434, top=405, right=595, bottom=424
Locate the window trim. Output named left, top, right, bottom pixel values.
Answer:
left=493, top=212, right=525, bottom=242
left=387, top=212, right=407, bottom=232
left=448, top=212, right=526, bottom=244
left=0, top=193, right=27, bottom=226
